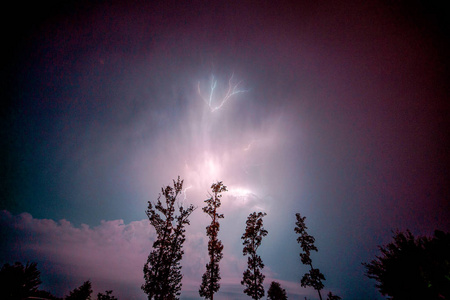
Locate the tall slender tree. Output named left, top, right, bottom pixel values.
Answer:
left=295, top=213, right=342, bottom=300
left=199, top=181, right=227, bottom=299
left=241, top=212, right=268, bottom=300
left=295, top=213, right=325, bottom=300
left=142, top=177, right=195, bottom=300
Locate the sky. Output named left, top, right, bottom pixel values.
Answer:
left=1, top=0, right=449, bottom=299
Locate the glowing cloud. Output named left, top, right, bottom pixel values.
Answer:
left=197, top=73, right=248, bottom=112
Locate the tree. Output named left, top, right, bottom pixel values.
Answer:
left=35, top=289, right=63, bottom=300
left=199, top=181, right=227, bottom=299
left=65, top=280, right=93, bottom=300
left=326, top=291, right=341, bottom=300
left=0, top=261, right=42, bottom=300
left=267, top=281, right=288, bottom=300
left=294, top=213, right=325, bottom=300
left=294, top=213, right=340, bottom=300
left=142, top=176, right=195, bottom=300
left=241, top=212, right=268, bottom=300
left=97, top=290, right=118, bottom=300
left=363, top=229, right=450, bottom=300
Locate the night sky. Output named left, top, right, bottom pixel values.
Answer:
left=1, top=1, right=449, bottom=299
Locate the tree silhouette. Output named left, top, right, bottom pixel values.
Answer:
left=97, top=290, right=118, bottom=300
left=0, top=261, right=42, bottom=300
left=326, top=291, right=341, bottom=300
left=241, top=212, right=268, bottom=300
left=267, top=281, right=288, bottom=300
left=65, top=280, right=93, bottom=300
left=294, top=213, right=325, bottom=299
left=199, top=181, right=227, bottom=299
left=142, top=176, right=195, bottom=300
left=295, top=213, right=340, bottom=300
left=363, top=229, right=450, bottom=300
left=35, top=289, right=63, bottom=300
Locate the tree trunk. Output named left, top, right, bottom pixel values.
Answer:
left=309, top=263, right=322, bottom=300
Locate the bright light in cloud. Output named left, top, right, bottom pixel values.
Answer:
left=226, top=187, right=263, bottom=209
left=197, top=73, right=248, bottom=112
left=184, top=151, right=223, bottom=190
left=228, top=187, right=252, bottom=198
left=130, top=71, right=289, bottom=216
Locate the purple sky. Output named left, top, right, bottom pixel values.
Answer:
left=1, top=1, right=449, bottom=299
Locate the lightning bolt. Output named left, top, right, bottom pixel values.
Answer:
left=198, top=73, right=248, bottom=112
left=243, top=140, right=254, bottom=151
left=181, top=185, right=192, bottom=201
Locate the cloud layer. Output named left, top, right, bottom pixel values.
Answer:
left=1, top=210, right=317, bottom=299
left=1, top=210, right=152, bottom=298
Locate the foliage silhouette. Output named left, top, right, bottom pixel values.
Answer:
left=267, top=281, right=288, bottom=300
left=363, top=229, right=450, bottom=300
left=65, top=280, right=93, bottom=300
left=35, top=289, right=63, bottom=300
left=199, top=181, right=227, bottom=299
left=326, top=291, right=341, bottom=300
left=0, top=261, right=42, bottom=300
left=142, top=176, right=195, bottom=300
left=241, top=212, right=268, bottom=300
left=294, top=213, right=325, bottom=300
left=97, top=290, right=118, bottom=300
left=295, top=213, right=340, bottom=300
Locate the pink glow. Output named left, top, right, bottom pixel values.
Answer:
left=1, top=210, right=316, bottom=299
